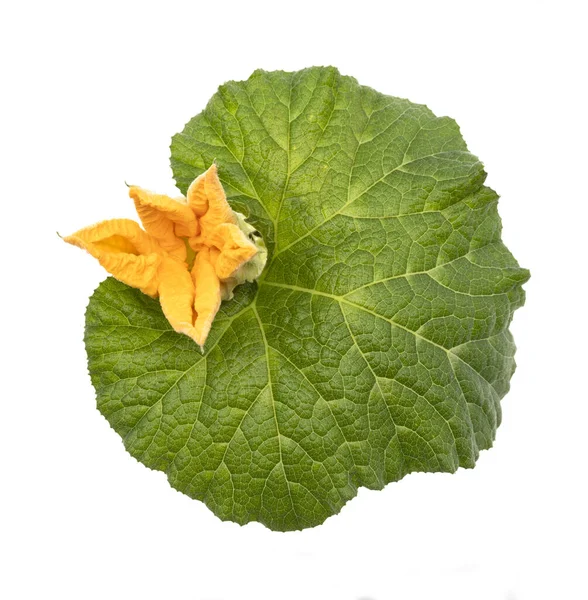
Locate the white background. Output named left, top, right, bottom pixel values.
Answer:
left=1, top=1, right=586, bottom=599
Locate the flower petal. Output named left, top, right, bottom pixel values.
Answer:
left=129, top=186, right=198, bottom=261
left=191, top=247, right=222, bottom=349
left=208, top=223, right=258, bottom=280
left=187, top=164, right=236, bottom=249
left=63, top=219, right=165, bottom=297
left=186, top=171, right=209, bottom=217
left=157, top=257, right=198, bottom=341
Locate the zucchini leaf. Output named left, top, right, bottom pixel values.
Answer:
left=85, top=67, right=529, bottom=531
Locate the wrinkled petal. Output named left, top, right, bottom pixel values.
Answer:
left=157, top=257, right=198, bottom=341
left=204, top=247, right=234, bottom=301
left=63, top=219, right=165, bottom=297
left=187, top=164, right=236, bottom=249
left=208, top=223, right=258, bottom=280
left=186, top=171, right=209, bottom=217
left=129, top=186, right=198, bottom=261
left=191, top=247, right=222, bottom=348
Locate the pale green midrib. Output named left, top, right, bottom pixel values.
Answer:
left=273, top=76, right=293, bottom=253
left=273, top=150, right=480, bottom=259
left=343, top=256, right=515, bottom=300
left=251, top=303, right=299, bottom=524
left=260, top=280, right=502, bottom=395
left=264, top=241, right=518, bottom=301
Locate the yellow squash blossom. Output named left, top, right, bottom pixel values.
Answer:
left=64, top=165, right=267, bottom=349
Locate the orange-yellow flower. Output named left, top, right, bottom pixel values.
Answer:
left=64, top=165, right=266, bottom=349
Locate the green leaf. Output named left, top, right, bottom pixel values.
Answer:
left=85, top=67, right=529, bottom=531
